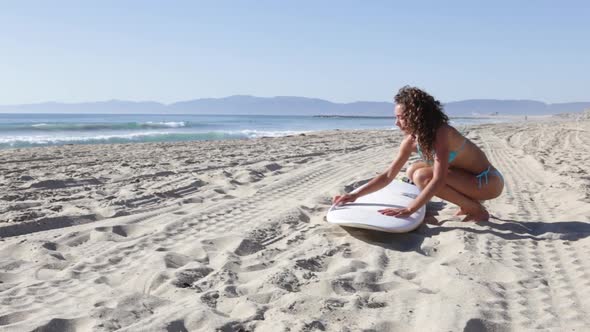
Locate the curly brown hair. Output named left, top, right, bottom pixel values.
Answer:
left=394, top=86, right=448, bottom=161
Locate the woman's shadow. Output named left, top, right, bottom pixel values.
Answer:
left=339, top=200, right=590, bottom=254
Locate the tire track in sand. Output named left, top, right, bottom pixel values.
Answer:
left=474, top=129, right=590, bottom=330
left=0, top=140, right=395, bottom=330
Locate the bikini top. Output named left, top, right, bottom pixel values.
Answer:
left=416, top=138, right=467, bottom=164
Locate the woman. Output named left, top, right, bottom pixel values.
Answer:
left=333, top=86, right=504, bottom=222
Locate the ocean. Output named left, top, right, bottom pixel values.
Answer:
left=0, top=113, right=510, bottom=149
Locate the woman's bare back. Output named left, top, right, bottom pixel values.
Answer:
left=443, top=125, right=492, bottom=174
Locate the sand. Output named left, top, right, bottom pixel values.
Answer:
left=1, top=117, right=589, bottom=331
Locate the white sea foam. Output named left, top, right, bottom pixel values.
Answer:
left=0, top=129, right=312, bottom=148
left=238, top=129, right=308, bottom=138
left=0, top=132, right=174, bottom=146
left=143, top=121, right=187, bottom=128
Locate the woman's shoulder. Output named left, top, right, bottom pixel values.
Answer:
left=400, top=134, right=417, bottom=150
left=438, top=123, right=454, bottom=134
left=434, top=124, right=453, bottom=140
left=438, top=124, right=463, bottom=140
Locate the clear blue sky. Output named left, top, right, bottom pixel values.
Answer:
left=1, top=0, right=588, bottom=104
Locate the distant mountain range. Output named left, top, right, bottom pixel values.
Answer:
left=1, top=95, right=589, bottom=117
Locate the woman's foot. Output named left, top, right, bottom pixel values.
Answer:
left=461, top=209, right=490, bottom=222
left=453, top=208, right=467, bottom=216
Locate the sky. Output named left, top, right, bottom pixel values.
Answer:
left=1, top=0, right=588, bottom=104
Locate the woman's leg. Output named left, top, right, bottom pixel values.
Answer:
left=413, top=167, right=504, bottom=221
left=446, top=167, right=504, bottom=201
left=406, top=161, right=430, bottom=183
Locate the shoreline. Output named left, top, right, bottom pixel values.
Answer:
left=0, top=113, right=556, bottom=152
left=0, top=112, right=562, bottom=151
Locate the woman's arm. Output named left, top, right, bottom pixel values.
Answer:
left=407, top=131, right=449, bottom=211
left=355, top=135, right=414, bottom=197
left=380, top=127, right=450, bottom=216
left=334, top=135, right=414, bottom=205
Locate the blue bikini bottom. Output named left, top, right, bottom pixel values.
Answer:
left=476, top=166, right=503, bottom=189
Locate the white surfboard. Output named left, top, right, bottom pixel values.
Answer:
left=327, top=180, right=426, bottom=233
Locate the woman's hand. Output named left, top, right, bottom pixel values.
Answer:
left=378, top=207, right=415, bottom=218
left=332, top=193, right=358, bottom=206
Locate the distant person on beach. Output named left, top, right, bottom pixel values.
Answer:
left=333, top=86, right=504, bottom=222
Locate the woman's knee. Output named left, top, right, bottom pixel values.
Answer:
left=414, top=167, right=433, bottom=188
left=406, top=163, right=425, bottom=182
left=487, top=179, right=505, bottom=200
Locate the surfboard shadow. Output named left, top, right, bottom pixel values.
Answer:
left=330, top=201, right=449, bottom=254
left=339, top=226, right=431, bottom=254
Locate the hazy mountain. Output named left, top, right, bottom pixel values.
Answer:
left=1, top=96, right=589, bottom=117
left=170, top=95, right=341, bottom=115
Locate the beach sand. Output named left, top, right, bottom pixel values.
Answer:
left=1, top=117, right=589, bottom=331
